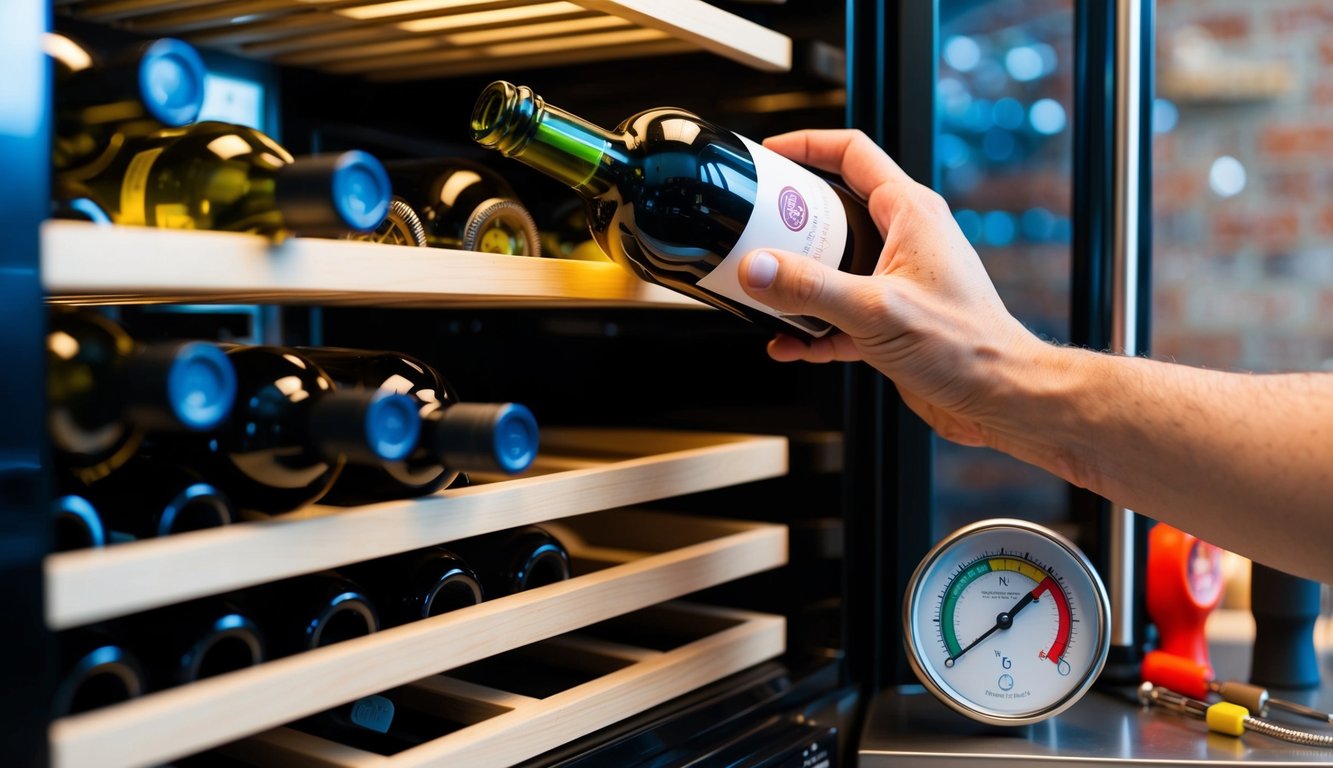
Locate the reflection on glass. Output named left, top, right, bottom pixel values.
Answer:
left=935, top=0, right=1074, bottom=526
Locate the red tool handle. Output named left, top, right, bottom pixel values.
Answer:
left=1142, top=650, right=1212, bottom=699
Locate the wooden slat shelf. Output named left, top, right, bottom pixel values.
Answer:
left=42, top=221, right=706, bottom=309
left=224, top=603, right=786, bottom=768
left=59, top=0, right=792, bottom=80
left=49, top=514, right=789, bottom=768
left=46, top=428, right=787, bottom=629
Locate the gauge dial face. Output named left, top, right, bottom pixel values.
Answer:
left=904, top=519, right=1111, bottom=726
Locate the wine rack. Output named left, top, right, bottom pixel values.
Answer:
left=226, top=603, right=784, bottom=768
left=56, top=0, right=792, bottom=80
left=52, top=510, right=788, bottom=768
left=42, top=221, right=703, bottom=309
left=48, top=429, right=785, bottom=629
left=5, top=1, right=921, bottom=767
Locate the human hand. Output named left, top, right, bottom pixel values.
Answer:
left=739, top=129, right=1047, bottom=448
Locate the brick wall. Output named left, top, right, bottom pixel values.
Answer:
left=1154, top=0, right=1333, bottom=373
left=934, top=0, right=1333, bottom=526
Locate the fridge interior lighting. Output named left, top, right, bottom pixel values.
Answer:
left=444, top=15, right=631, bottom=47
left=397, top=2, right=585, bottom=33
left=481, top=27, right=669, bottom=57
left=337, top=0, right=498, bottom=21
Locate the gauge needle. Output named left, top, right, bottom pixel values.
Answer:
left=945, top=590, right=1037, bottom=668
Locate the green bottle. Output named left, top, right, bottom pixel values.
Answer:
left=71, top=120, right=391, bottom=240
left=471, top=80, right=883, bottom=340
left=47, top=32, right=206, bottom=173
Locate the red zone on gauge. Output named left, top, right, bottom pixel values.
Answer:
left=938, top=555, right=1073, bottom=667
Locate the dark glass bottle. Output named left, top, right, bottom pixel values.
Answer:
left=52, top=178, right=114, bottom=224
left=343, top=546, right=483, bottom=627
left=175, top=345, right=422, bottom=515
left=47, top=32, right=206, bottom=173
left=291, top=691, right=464, bottom=756
left=80, top=456, right=234, bottom=542
left=47, top=307, right=237, bottom=485
left=345, top=196, right=427, bottom=247
left=446, top=525, right=571, bottom=600
left=382, top=157, right=540, bottom=256
left=54, top=627, right=146, bottom=717
left=537, top=196, right=610, bottom=262
left=71, top=120, right=391, bottom=241
left=125, top=597, right=266, bottom=690
left=52, top=494, right=107, bottom=552
left=472, top=80, right=883, bottom=340
left=293, top=346, right=539, bottom=505
left=243, top=571, right=379, bottom=657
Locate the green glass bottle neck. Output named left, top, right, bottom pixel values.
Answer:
left=521, top=103, right=624, bottom=195
left=472, top=82, right=625, bottom=197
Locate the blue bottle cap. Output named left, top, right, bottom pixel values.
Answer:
left=365, top=391, right=422, bottom=462
left=166, top=342, right=237, bottom=431
left=330, top=150, right=391, bottom=232
left=138, top=38, right=207, bottom=127
left=491, top=403, right=538, bottom=474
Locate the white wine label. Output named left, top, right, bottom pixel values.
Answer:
left=697, top=135, right=849, bottom=338
left=119, top=146, right=164, bottom=226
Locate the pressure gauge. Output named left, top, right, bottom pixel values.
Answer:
left=903, top=518, right=1111, bottom=726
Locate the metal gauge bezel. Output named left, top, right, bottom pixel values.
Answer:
left=902, top=518, right=1112, bottom=726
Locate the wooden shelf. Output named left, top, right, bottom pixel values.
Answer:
left=46, top=428, right=787, bottom=630
left=224, top=603, right=785, bottom=768
left=50, top=513, right=789, bottom=768
left=60, top=0, right=792, bottom=80
left=42, top=221, right=707, bottom=309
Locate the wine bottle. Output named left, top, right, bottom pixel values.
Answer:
left=471, top=81, right=883, bottom=339
left=52, top=493, right=107, bottom=552
left=174, top=345, right=422, bottom=515
left=293, top=346, right=539, bottom=504
left=52, top=178, right=114, bottom=224
left=54, top=627, right=146, bottom=716
left=342, top=546, right=483, bottom=627
left=345, top=196, right=428, bottom=247
left=47, top=307, right=238, bottom=485
left=381, top=157, right=540, bottom=256
left=243, top=571, right=379, bottom=657
left=46, top=32, right=206, bottom=172
left=67, top=120, right=391, bottom=240
left=291, top=691, right=460, bottom=755
left=125, top=597, right=266, bottom=690
left=537, top=197, right=611, bottom=262
left=80, top=456, right=234, bottom=542
left=446, top=525, right=571, bottom=600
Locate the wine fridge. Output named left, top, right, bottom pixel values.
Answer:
left=2, top=1, right=1164, bottom=767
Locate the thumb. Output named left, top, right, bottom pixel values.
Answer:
left=738, top=249, right=866, bottom=333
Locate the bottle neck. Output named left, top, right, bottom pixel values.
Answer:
left=472, top=81, right=625, bottom=197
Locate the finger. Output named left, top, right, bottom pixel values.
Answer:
left=738, top=248, right=871, bottom=337
left=768, top=333, right=862, bottom=363
left=762, top=129, right=911, bottom=199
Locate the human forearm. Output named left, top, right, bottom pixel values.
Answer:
left=984, top=342, right=1333, bottom=583
left=733, top=128, right=1332, bottom=583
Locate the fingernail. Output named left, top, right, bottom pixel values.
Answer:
left=747, top=251, right=778, bottom=289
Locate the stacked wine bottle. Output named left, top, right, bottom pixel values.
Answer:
left=55, top=525, right=571, bottom=717
left=48, top=32, right=391, bottom=240
left=48, top=307, right=556, bottom=717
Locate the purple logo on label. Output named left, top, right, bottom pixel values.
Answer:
left=778, top=186, right=808, bottom=231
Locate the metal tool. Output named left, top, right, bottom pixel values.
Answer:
left=1142, top=650, right=1333, bottom=725
left=1139, top=682, right=1333, bottom=747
